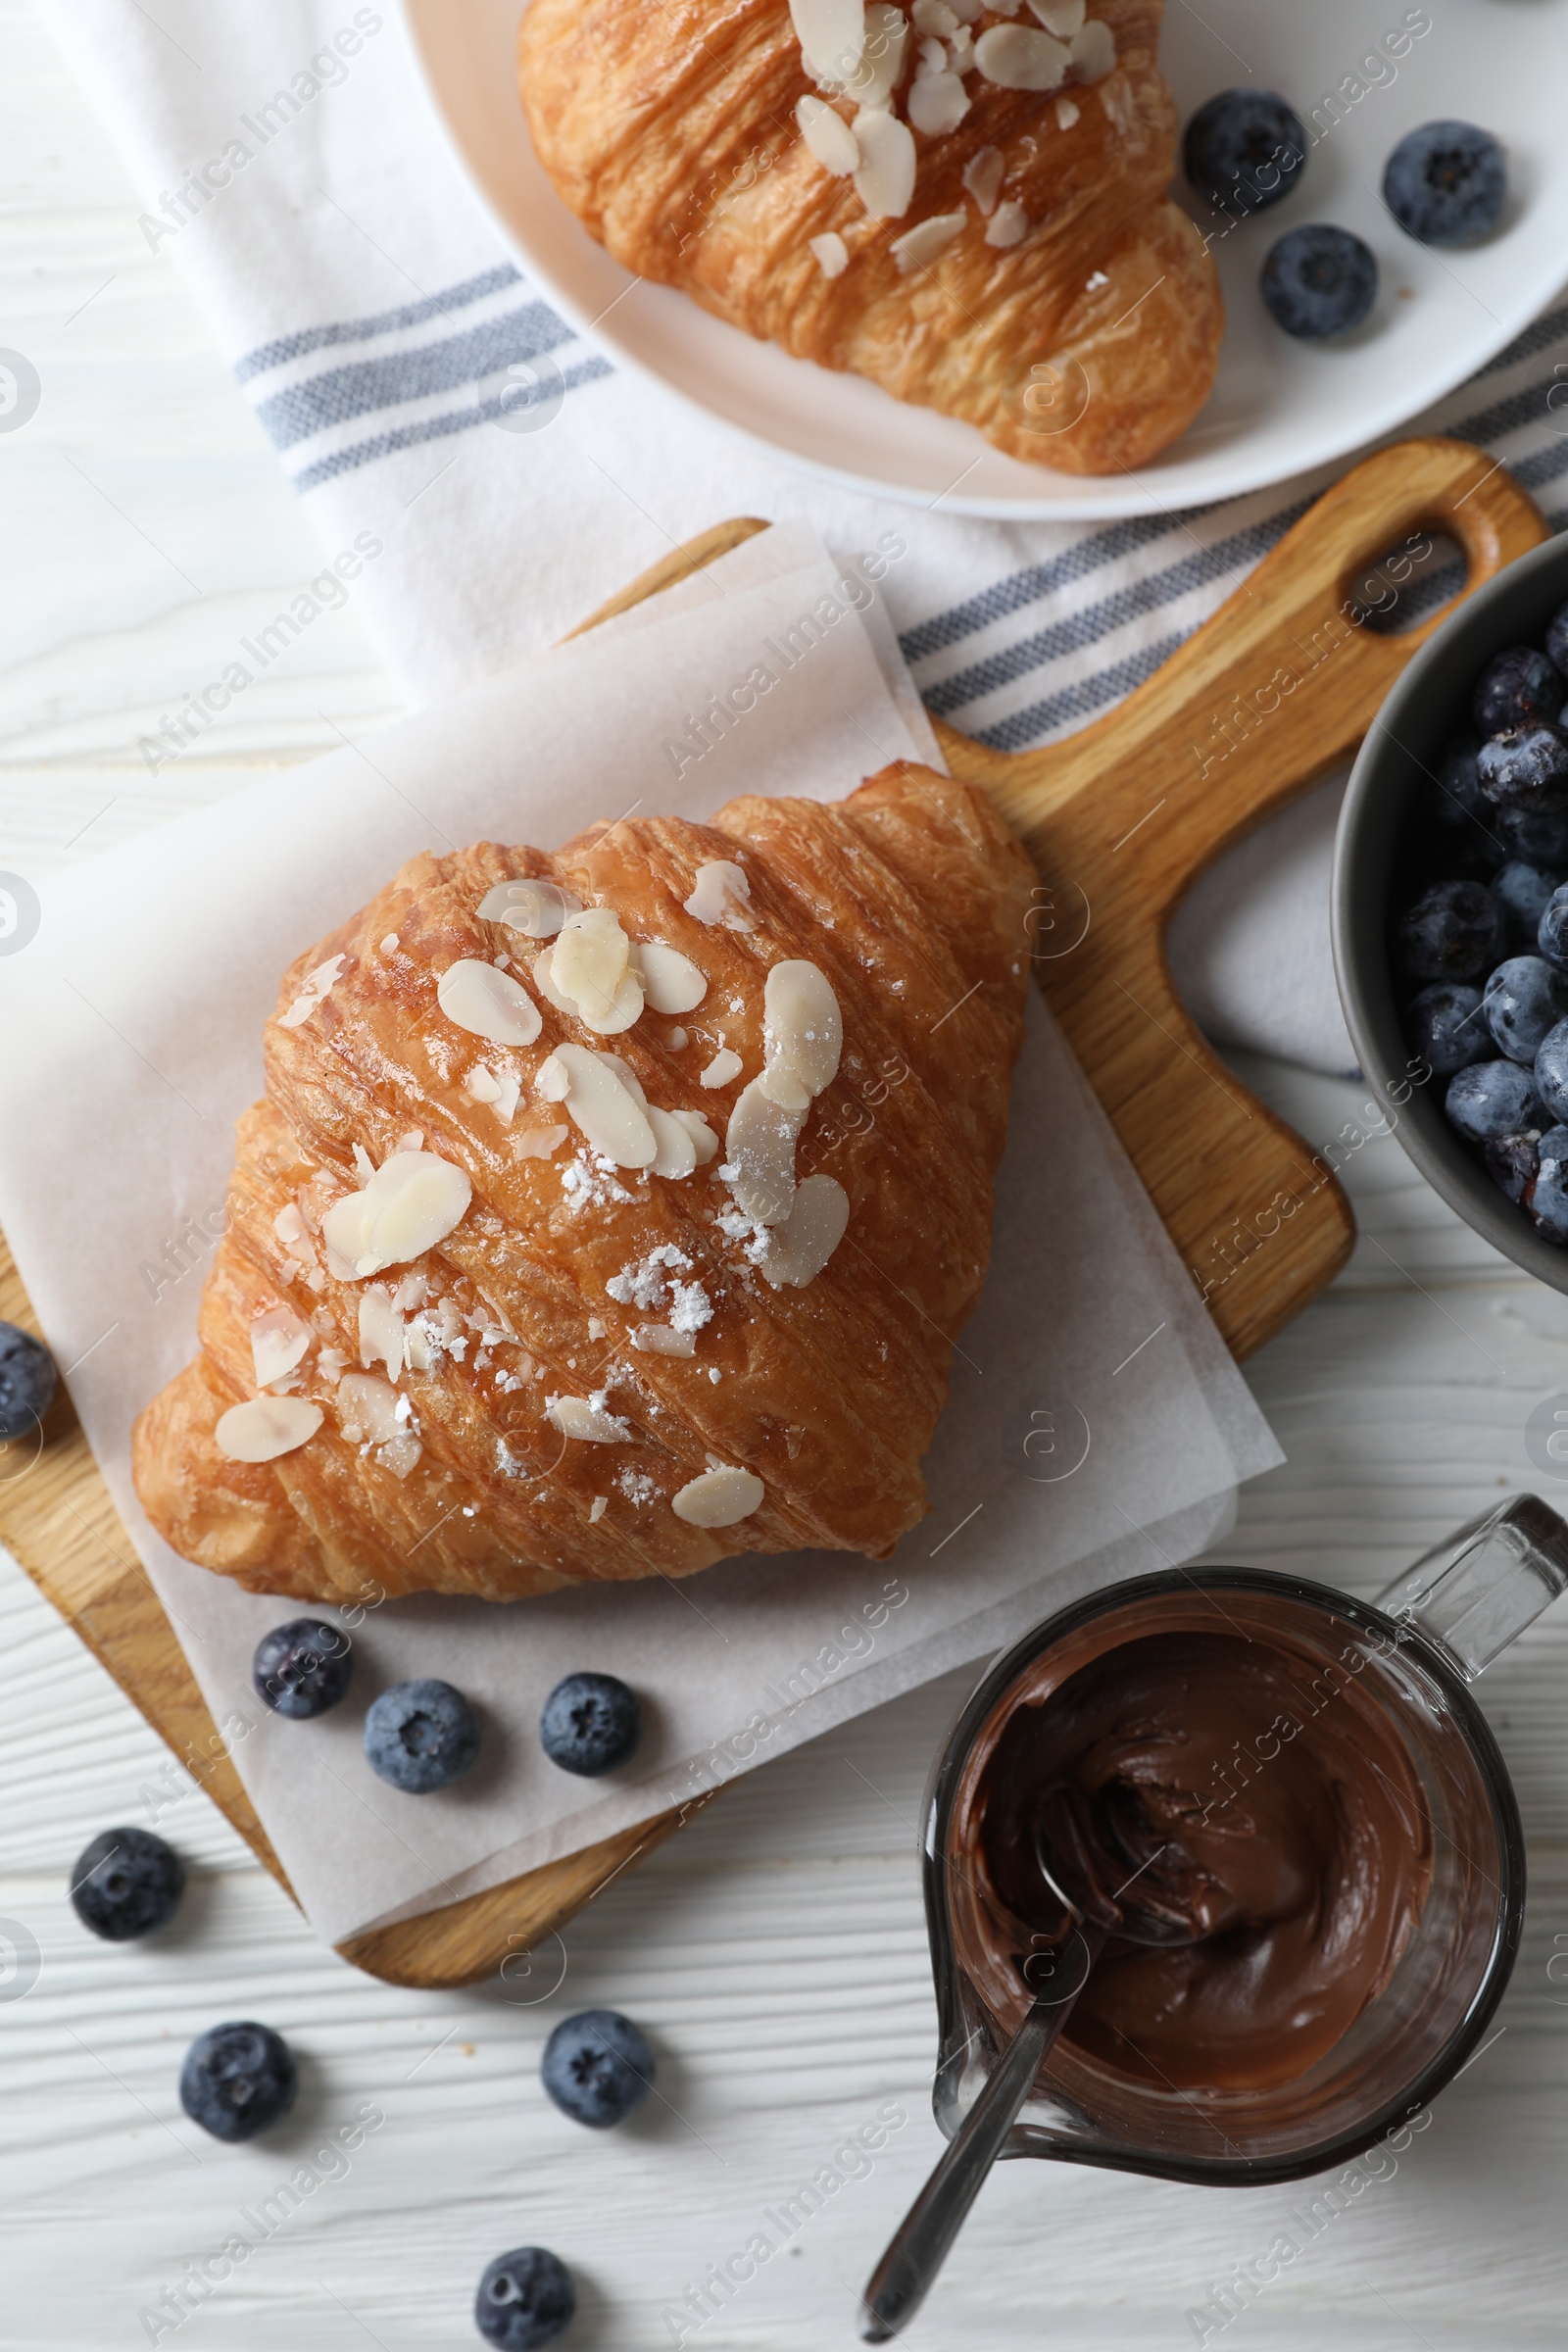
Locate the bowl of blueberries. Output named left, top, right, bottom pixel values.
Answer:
left=1334, top=530, right=1568, bottom=1280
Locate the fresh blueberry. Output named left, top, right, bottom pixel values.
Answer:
left=1428, top=734, right=1487, bottom=827
left=1546, top=601, right=1568, bottom=679
left=364, top=1678, right=479, bottom=1792
left=1383, top=120, right=1506, bottom=247
left=1498, top=805, right=1568, bottom=867
left=1493, top=860, right=1562, bottom=949
left=539, top=1672, right=641, bottom=1778
left=1539, top=1020, right=1568, bottom=1122
left=1474, top=647, right=1564, bottom=735
left=1396, top=879, right=1504, bottom=982
left=1527, top=1125, right=1568, bottom=1245
left=1542, top=883, right=1568, bottom=971
left=1183, top=88, right=1306, bottom=218
left=1405, top=982, right=1488, bottom=1078
left=70, top=1826, right=184, bottom=1941
left=253, top=1618, right=353, bottom=1719
left=1477, top=726, right=1568, bottom=812
left=1483, top=956, right=1568, bottom=1062
left=179, top=2021, right=296, bottom=2142
left=1260, top=225, right=1377, bottom=340
left=541, top=2008, right=655, bottom=2130
left=1485, top=1129, right=1541, bottom=1205
left=0, top=1322, right=56, bottom=1442
left=474, top=2247, right=575, bottom=2350
left=1446, top=1057, right=1544, bottom=1141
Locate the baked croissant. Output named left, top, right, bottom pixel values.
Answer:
left=131, top=766, right=1034, bottom=1606
left=517, top=0, right=1221, bottom=473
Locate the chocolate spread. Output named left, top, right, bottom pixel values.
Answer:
left=964, top=1624, right=1435, bottom=2094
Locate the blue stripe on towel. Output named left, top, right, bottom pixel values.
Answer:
left=233, top=264, right=524, bottom=381
left=255, top=302, right=578, bottom=450
left=291, top=356, right=614, bottom=491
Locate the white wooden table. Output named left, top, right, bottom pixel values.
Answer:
left=3, top=10, right=1565, bottom=2346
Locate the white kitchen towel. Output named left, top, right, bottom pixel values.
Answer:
left=35, top=0, right=1568, bottom=1075
left=0, top=522, right=1280, bottom=1947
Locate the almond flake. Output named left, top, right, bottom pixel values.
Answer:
left=548, top=1394, right=633, bottom=1444
left=684, top=860, right=754, bottom=930
left=844, top=0, right=907, bottom=106
left=475, top=877, right=581, bottom=936
left=763, top=960, right=843, bottom=1099
left=250, top=1307, right=313, bottom=1390
left=538, top=1042, right=657, bottom=1168
left=790, top=0, right=866, bottom=81
left=438, top=958, right=542, bottom=1047
left=975, top=21, right=1068, bottom=86
left=962, top=144, right=1004, bottom=213
left=1028, top=0, right=1083, bottom=29
left=633, top=1327, right=698, bottom=1357
left=986, top=200, right=1030, bottom=247
left=215, top=1396, right=322, bottom=1463
left=671, top=1465, right=764, bottom=1528
left=853, top=107, right=916, bottom=217
left=515, top=1124, right=567, bottom=1158
left=906, top=74, right=970, bottom=135
left=358, top=1284, right=406, bottom=1383
left=672, top=1108, right=720, bottom=1162
left=589, top=1495, right=608, bottom=1523
left=1071, top=18, right=1115, bottom=78
left=725, top=1077, right=806, bottom=1226
left=810, top=231, right=851, bottom=279
left=915, top=33, right=947, bottom=73
left=632, top=942, right=708, bottom=1014
left=552, top=906, right=644, bottom=1034
left=646, top=1105, right=699, bottom=1180
left=380, top=932, right=400, bottom=953
left=910, top=0, right=956, bottom=29
left=1055, top=94, right=1080, bottom=127
left=320, top=1151, right=471, bottom=1279
left=757, top=1174, right=851, bottom=1289
left=892, top=208, right=966, bottom=270
left=797, top=93, right=860, bottom=173
left=700, top=1048, right=744, bottom=1090
left=337, top=1370, right=403, bottom=1445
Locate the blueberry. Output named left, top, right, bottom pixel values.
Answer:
left=1428, top=734, right=1487, bottom=828
left=539, top=1672, right=641, bottom=1778
left=1498, top=805, right=1568, bottom=866
left=1405, top=982, right=1488, bottom=1078
left=1483, top=956, right=1568, bottom=1062
left=1183, top=88, right=1306, bottom=218
left=1546, top=601, right=1568, bottom=679
left=1477, top=727, right=1568, bottom=813
left=0, top=1323, right=56, bottom=1442
left=1396, top=879, right=1504, bottom=981
left=70, top=1826, right=184, bottom=1942
left=253, top=1618, right=353, bottom=1719
left=474, top=2247, right=575, bottom=2350
left=179, top=2021, right=296, bottom=2142
left=1543, top=883, right=1568, bottom=971
left=1539, top=1020, right=1568, bottom=1121
left=1260, top=225, right=1377, bottom=340
left=1486, top=1129, right=1541, bottom=1205
left=541, top=2006, right=655, bottom=2129
left=1527, top=1125, right=1568, bottom=1244
left=1494, top=860, right=1562, bottom=949
left=1473, top=647, right=1564, bottom=735
left=1383, top=120, right=1506, bottom=248
left=1446, top=1057, right=1544, bottom=1141
left=364, top=1678, right=479, bottom=1792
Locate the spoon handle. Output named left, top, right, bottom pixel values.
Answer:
left=858, top=1930, right=1102, bottom=2343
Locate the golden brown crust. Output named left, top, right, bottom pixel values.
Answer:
left=131, top=767, right=1034, bottom=1606
left=517, top=0, right=1221, bottom=473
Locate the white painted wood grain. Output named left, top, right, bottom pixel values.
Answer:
left=2, top=5, right=1566, bottom=2343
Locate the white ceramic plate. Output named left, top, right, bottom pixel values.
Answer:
left=403, top=0, right=1568, bottom=518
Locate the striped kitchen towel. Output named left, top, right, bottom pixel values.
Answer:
left=38, top=0, right=1568, bottom=1074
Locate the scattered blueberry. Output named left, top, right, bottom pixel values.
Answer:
left=1542, top=883, right=1568, bottom=971
left=1473, top=647, right=1564, bottom=736
left=1429, top=734, right=1488, bottom=828
left=1383, top=120, right=1506, bottom=248
left=1183, top=88, right=1306, bottom=218
left=364, top=1678, right=479, bottom=1793
left=1477, top=726, right=1568, bottom=813
left=1539, top=1020, right=1568, bottom=1122
left=1526, top=1125, right=1568, bottom=1244
left=541, top=2008, right=655, bottom=2130
left=539, top=1672, right=641, bottom=1778
left=1483, top=957, right=1568, bottom=1062
left=1260, top=224, right=1377, bottom=340
left=1485, top=1130, right=1541, bottom=1206
left=1493, top=860, right=1562, bottom=949
left=1446, top=1058, right=1544, bottom=1142
left=1396, top=879, right=1504, bottom=982
left=1497, top=805, right=1568, bottom=867
left=179, top=2021, right=296, bottom=2142
left=1545, top=601, right=1568, bottom=679
left=253, top=1618, right=353, bottom=1719
left=0, top=1322, right=56, bottom=1442
left=474, top=2247, right=575, bottom=2350
left=1405, top=982, right=1488, bottom=1078
left=70, top=1826, right=184, bottom=1942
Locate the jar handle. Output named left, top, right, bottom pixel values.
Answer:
left=1376, top=1494, right=1568, bottom=1679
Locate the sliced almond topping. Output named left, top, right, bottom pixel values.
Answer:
left=633, top=1326, right=698, bottom=1357
left=810, top=230, right=851, bottom=279
left=272, top=1203, right=306, bottom=1247
left=516, top=1123, right=567, bottom=1159
left=758, top=1174, right=852, bottom=1289
left=853, top=107, right=916, bottom=217
left=646, top=1105, right=699, bottom=1180
left=962, top=144, right=1004, bottom=214
left=986, top=200, right=1030, bottom=247
left=671, top=1465, right=765, bottom=1528
left=337, top=1370, right=404, bottom=1446
left=790, top=0, right=866, bottom=81
left=700, top=1048, right=744, bottom=1091
left=725, top=1078, right=806, bottom=1226
left=358, top=1285, right=406, bottom=1383
left=892, top=207, right=967, bottom=269
left=1055, top=93, right=1080, bottom=127
left=250, top=1307, right=312, bottom=1390
left=1071, top=19, right=1115, bottom=77
left=475, top=877, right=581, bottom=936
left=683, top=860, right=755, bottom=930
left=379, top=1432, right=422, bottom=1479
left=947, top=0, right=982, bottom=15
left=632, top=941, right=708, bottom=1014
left=548, top=1394, right=633, bottom=1443
left=915, top=33, right=947, bottom=73
left=594, top=1051, right=648, bottom=1104
left=763, top=960, right=843, bottom=1099
left=798, top=92, right=860, bottom=173
left=278, top=952, right=347, bottom=1030
left=551, top=906, right=645, bottom=1035
left=672, top=1108, right=720, bottom=1163
left=438, top=958, right=542, bottom=1047
left=948, top=22, right=974, bottom=66
left=975, top=21, right=1068, bottom=86
left=844, top=0, right=907, bottom=106
left=215, top=1396, right=322, bottom=1464
left=906, top=74, right=969, bottom=135
left=320, top=1151, right=471, bottom=1279
left=910, top=0, right=956, bottom=29
left=538, top=1042, right=657, bottom=1168
left=1028, top=0, right=1083, bottom=29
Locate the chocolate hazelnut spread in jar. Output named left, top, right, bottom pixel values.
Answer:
left=922, top=1496, right=1568, bottom=2185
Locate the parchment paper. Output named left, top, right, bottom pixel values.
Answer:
left=0, top=524, right=1281, bottom=1947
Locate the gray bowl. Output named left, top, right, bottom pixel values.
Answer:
left=1333, top=531, right=1568, bottom=1289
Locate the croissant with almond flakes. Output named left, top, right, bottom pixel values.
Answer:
left=130, top=765, right=1034, bottom=1606
left=517, top=0, right=1221, bottom=473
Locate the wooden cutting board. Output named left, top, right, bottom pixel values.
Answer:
left=0, top=436, right=1544, bottom=1984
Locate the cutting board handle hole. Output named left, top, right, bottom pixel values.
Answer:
left=1347, top=527, right=1466, bottom=637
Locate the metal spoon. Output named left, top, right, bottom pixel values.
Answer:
left=858, top=1834, right=1199, bottom=2343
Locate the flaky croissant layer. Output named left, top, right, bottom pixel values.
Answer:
left=518, top=0, right=1222, bottom=472
left=132, top=767, right=1034, bottom=1606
